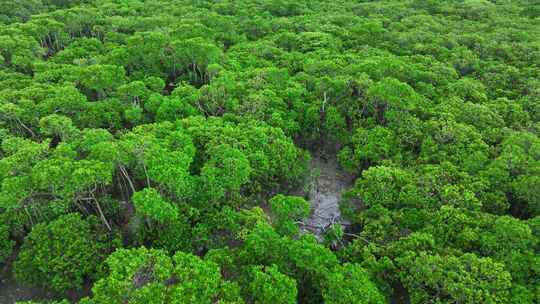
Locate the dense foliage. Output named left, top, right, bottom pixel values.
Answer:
left=0, top=0, right=539, bottom=303
left=14, top=213, right=117, bottom=292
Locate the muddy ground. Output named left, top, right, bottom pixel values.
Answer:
left=0, top=277, right=54, bottom=304
left=300, top=153, right=354, bottom=238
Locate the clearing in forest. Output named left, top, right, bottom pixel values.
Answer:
left=301, top=154, right=353, bottom=238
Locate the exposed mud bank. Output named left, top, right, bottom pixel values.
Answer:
left=300, top=153, right=354, bottom=238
